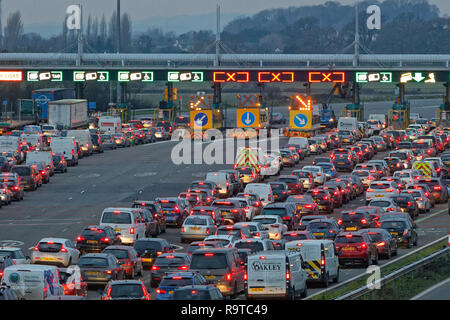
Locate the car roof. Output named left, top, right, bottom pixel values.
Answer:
left=38, top=237, right=70, bottom=243
left=80, top=253, right=112, bottom=258
left=108, top=279, right=144, bottom=285
left=104, top=245, right=133, bottom=251
left=135, top=238, right=167, bottom=243
left=191, top=248, right=234, bottom=254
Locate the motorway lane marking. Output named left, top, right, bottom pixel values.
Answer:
left=134, top=172, right=157, bottom=177
left=0, top=240, right=25, bottom=247
left=416, top=209, right=447, bottom=223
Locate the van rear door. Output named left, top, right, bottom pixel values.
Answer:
left=247, top=254, right=286, bottom=296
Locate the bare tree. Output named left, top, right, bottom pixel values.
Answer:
left=100, top=14, right=107, bottom=48
left=109, top=11, right=117, bottom=50
left=4, top=11, right=23, bottom=51
left=92, top=16, right=98, bottom=45
left=86, top=15, right=92, bottom=45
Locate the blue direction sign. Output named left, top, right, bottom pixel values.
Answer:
left=194, top=112, right=209, bottom=127
left=241, top=111, right=256, bottom=126
left=293, top=113, right=308, bottom=128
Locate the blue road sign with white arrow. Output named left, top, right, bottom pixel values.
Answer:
left=241, top=111, right=256, bottom=126
left=293, top=113, right=308, bottom=128
left=194, top=112, right=209, bottom=127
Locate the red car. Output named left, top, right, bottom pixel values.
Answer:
left=103, top=245, right=144, bottom=279
left=335, top=231, right=379, bottom=267
left=127, top=120, right=144, bottom=129
left=277, top=175, right=304, bottom=195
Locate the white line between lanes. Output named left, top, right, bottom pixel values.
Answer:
left=410, top=277, right=450, bottom=300
left=416, top=208, right=447, bottom=223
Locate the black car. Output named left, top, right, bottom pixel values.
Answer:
left=0, top=156, right=11, bottom=172
left=384, top=157, right=403, bottom=174
left=306, top=189, right=334, bottom=214
left=90, top=134, right=104, bottom=153
left=173, top=285, right=224, bottom=300
left=150, top=253, right=192, bottom=287
left=268, top=182, right=290, bottom=202
left=133, top=238, right=174, bottom=268
left=52, top=154, right=68, bottom=173
left=155, top=197, right=189, bottom=227
left=306, top=218, right=340, bottom=240
left=390, top=195, right=419, bottom=219
left=380, top=217, right=418, bottom=248
left=76, top=226, right=121, bottom=254
left=132, top=200, right=167, bottom=233
left=261, top=202, right=300, bottom=230
left=337, top=211, right=376, bottom=231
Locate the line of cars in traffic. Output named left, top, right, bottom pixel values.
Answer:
left=1, top=118, right=449, bottom=300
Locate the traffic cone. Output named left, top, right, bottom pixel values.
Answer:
left=448, top=231, right=450, bottom=246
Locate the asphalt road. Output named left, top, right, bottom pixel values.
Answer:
left=411, top=278, right=450, bottom=300
left=0, top=98, right=448, bottom=300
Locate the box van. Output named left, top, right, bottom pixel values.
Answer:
left=338, top=117, right=358, bottom=134
left=25, top=151, right=54, bottom=175
left=100, top=208, right=147, bottom=245
left=244, top=183, right=274, bottom=207
left=285, top=240, right=340, bottom=287
left=206, top=172, right=230, bottom=198
left=2, top=264, right=64, bottom=300
left=50, top=137, right=78, bottom=166
left=287, top=137, right=310, bottom=156
left=246, top=251, right=307, bottom=299
left=98, top=116, right=122, bottom=134
left=66, top=130, right=93, bottom=156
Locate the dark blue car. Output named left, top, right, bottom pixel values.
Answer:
left=156, top=272, right=208, bottom=300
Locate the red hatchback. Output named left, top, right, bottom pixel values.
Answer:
left=277, top=175, right=304, bottom=195
left=335, top=231, right=378, bottom=267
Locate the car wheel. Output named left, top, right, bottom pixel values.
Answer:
left=333, top=268, right=340, bottom=283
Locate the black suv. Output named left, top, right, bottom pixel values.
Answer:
left=390, top=195, right=419, bottom=219
left=132, top=200, right=167, bottom=233
left=133, top=238, right=174, bottom=268
left=337, top=211, right=376, bottom=231
left=261, top=202, right=300, bottom=230
left=76, top=226, right=121, bottom=254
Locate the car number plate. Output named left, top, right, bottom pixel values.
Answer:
left=86, top=271, right=98, bottom=275
left=41, top=257, right=55, bottom=261
left=342, top=247, right=355, bottom=251
left=190, top=227, right=200, bottom=231
left=142, top=258, right=153, bottom=262
left=338, top=162, right=345, bottom=165
left=313, top=232, right=324, bottom=236
left=163, top=211, right=169, bottom=214
left=390, top=232, right=398, bottom=235
left=250, top=287, right=265, bottom=292
left=205, top=275, right=215, bottom=280
left=169, top=291, right=174, bottom=295
left=375, top=195, right=384, bottom=197
left=346, top=227, right=357, bottom=231
left=274, top=195, right=278, bottom=198
left=87, top=240, right=98, bottom=244
left=114, top=229, right=121, bottom=232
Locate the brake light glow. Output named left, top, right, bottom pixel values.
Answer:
left=361, top=243, right=367, bottom=249
left=226, top=273, right=232, bottom=281
left=129, top=227, right=135, bottom=234
left=376, top=241, right=386, bottom=247
left=151, top=265, right=160, bottom=271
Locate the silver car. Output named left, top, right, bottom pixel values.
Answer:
left=181, top=215, right=217, bottom=243
left=100, top=134, right=118, bottom=149
left=31, top=238, right=80, bottom=267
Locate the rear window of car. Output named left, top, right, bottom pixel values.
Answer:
left=335, top=235, right=365, bottom=244
left=234, top=241, right=264, bottom=253
left=418, top=180, right=440, bottom=188
left=101, top=211, right=132, bottom=224
left=369, top=183, right=391, bottom=190
left=187, top=244, right=215, bottom=254
left=367, top=232, right=384, bottom=242
left=173, top=289, right=210, bottom=300
left=342, top=212, right=364, bottom=221
left=103, top=249, right=129, bottom=259
left=253, top=217, right=277, bottom=225
left=308, top=222, right=333, bottom=230
left=12, top=167, right=31, bottom=176
left=353, top=171, right=369, bottom=177
left=184, top=218, right=208, bottom=226
left=278, top=177, right=297, bottom=183
left=262, top=208, right=287, bottom=216
left=191, top=253, right=228, bottom=269
left=237, top=168, right=253, bottom=174
left=394, top=172, right=411, bottom=178
left=269, top=183, right=286, bottom=190
left=381, top=221, right=406, bottom=229
left=109, top=284, right=143, bottom=298
left=158, top=201, right=177, bottom=209
left=81, top=228, right=107, bottom=237
left=37, top=242, right=62, bottom=252
left=155, top=256, right=186, bottom=266
left=293, top=171, right=311, bottom=178
left=78, top=257, right=109, bottom=267
left=213, top=202, right=235, bottom=208
left=160, top=278, right=193, bottom=287
left=369, top=200, right=392, bottom=207
left=134, top=240, right=162, bottom=251
left=390, top=152, right=407, bottom=160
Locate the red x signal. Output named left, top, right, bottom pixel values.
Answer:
left=213, top=72, right=249, bottom=83
left=309, top=72, right=346, bottom=83
left=258, top=72, right=294, bottom=83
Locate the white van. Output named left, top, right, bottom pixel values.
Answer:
left=285, top=240, right=339, bottom=287
left=25, top=151, right=54, bottom=175
left=287, top=137, right=310, bottom=156
left=2, top=264, right=64, bottom=300
left=246, top=251, right=307, bottom=299
left=20, top=133, right=43, bottom=149
left=98, top=116, right=122, bottom=134
left=66, top=130, right=93, bottom=156
left=338, top=117, right=358, bottom=134
left=206, top=172, right=230, bottom=197
left=50, top=137, right=78, bottom=166
left=244, top=183, right=274, bottom=207
left=100, top=208, right=146, bottom=245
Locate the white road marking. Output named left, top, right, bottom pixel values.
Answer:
left=134, top=172, right=157, bottom=177
left=416, top=208, right=447, bottom=223
left=410, top=277, right=450, bottom=300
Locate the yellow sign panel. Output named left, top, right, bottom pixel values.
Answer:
left=190, top=109, right=213, bottom=130
left=237, top=108, right=260, bottom=128
left=290, top=110, right=312, bottom=130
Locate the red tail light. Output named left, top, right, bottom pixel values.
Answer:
left=151, top=265, right=160, bottom=271
left=303, top=204, right=313, bottom=209
left=361, top=243, right=367, bottom=249
left=323, top=196, right=329, bottom=201
left=156, top=251, right=163, bottom=256
left=433, top=186, right=442, bottom=191
left=286, top=272, right=290, bottom=280
left=100, top=237, right=110, bottom=243
left=103, top=270, right=112, bottom=275
left=376, top=241, right=386, bottom=247
left=360, top=219, right=367, bottom=224
left=225, top=273, right=232, bottom=281
left=156, top=288, right=165, bottom=294
left=129, top=227, right=135, bottom=234
left=337, top=219, right=343, bottom=225
left=244, top=273, right=248, bottom=281
left=177, top=265, right=189, bottom=271
left=60, top=246, right=68, bottom=253
left=282, top=216, right=291, bottom=220
left=32, top=246, right=39, bottom=251
left=76, top=236, right=84, bottom=242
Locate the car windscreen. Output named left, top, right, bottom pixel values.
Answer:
left=389, top=152, right=407, bottom=160
left=369, top=183, right=391, bottom=190
left=191, top=253, right=228, bottom=269
left=278, top=178, right=297, bottom=183
left=308, top=222, right=333, bottom=230
left=234, top=241, right=264, bottom=252
left=187, top=244, right=215, bottom=254
left=335, top=235, right=364, bottom=244
left=78, top=257, right=109, bottom=267
left=103, top=249, right=128, bottom=259
left=109, top=284, right=143, bottom=298
left=184, top=218, right=208, bottom=226
left=81, top=229, right=107, bottom=237
left=369, top=200, right=391, bottom=207
left=293, top=171, right=310, bottom=178
left=101, top=212, right=132, bottom=224
left=253, top=218, right=277, bottom=225
left=269, top=183, right=286, bottom=190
